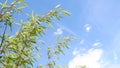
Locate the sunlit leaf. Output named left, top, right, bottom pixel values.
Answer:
left=18, top=0, right=24, bottom=2
left=1, top=0, right=8, bottom=9
left=0, top=0, right=73, bottom=67
left=39, top=66, right=43, bottom=68
left=62, top=10, right=70, bottom=16
left=55, top=4, right=61, bottom=9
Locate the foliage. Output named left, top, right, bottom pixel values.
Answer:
left=0, top=0, right=73, bottom=68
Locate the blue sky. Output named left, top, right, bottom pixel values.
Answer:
left=1, top=0, right=120, bottom=68
left=23, top=0, right=120, bottom=68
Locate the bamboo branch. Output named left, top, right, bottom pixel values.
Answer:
left=0, top=23, right=7, bottom=53
left=4, top=0, right=18, bottom=14
left=0, top=0, right=19, bottom=54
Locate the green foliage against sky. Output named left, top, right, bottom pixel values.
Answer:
left=0, top=0, right=73, bottom=68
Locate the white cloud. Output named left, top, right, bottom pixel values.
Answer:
left=106, top=64, right=120, bottom=68
left=54, top=21, right=78, bottom=37
left=84, top=24, right=91, bottom=32
left=54, top=28, right=63, bottom=35
left=72, top=49, right=79, bottom=56
left=93, top=41, right=102, bottom=47
left=69, top=48, right=104, bottom=68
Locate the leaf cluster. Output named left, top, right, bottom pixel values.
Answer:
left=0, top=0, right=72, bottom=68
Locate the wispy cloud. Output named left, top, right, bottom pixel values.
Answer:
left=84, top=24, right=91, bottom=32
left=69, top=48, right=104, bottom=68
left=54, top=28, right=63, bottom=35
left=72, top=48, right=80, bottom=56
left=54, top=22, right=78, bottom=37
left=93, top=41, right=102, bottom=47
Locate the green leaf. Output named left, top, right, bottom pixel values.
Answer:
left=2, top=0, right=8, bottom=9
left=0, top=35, right=2, bottom=39
left=31, top=39, right=36, bottom=43
left=62, top=10, right=70, bottom=16
left=18, top=0, right=24, bottom=2
left=31, top=11, right=35, bottom=21
left=0, top=56, right=2, bottom=59
left=55, top=4, right=61, bottom=9
left=39, top=66, right=43, bottom=68
left=35, top=46, right=39, bottom=51
left=29, top=61, right=33, bottom=67
left=46, top=20, right=53, bottom=27
left=17, top=6, right=26, bottom=9
left=7, top=22, right=12, bottom=31
left=39, top=40, right=45, bottom=45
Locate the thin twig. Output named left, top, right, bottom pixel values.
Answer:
left=4, top=0, right=18, bottom=14
left=0, top=23, right=7, bottom=50
left=0, top=0, right=18, bottom=54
